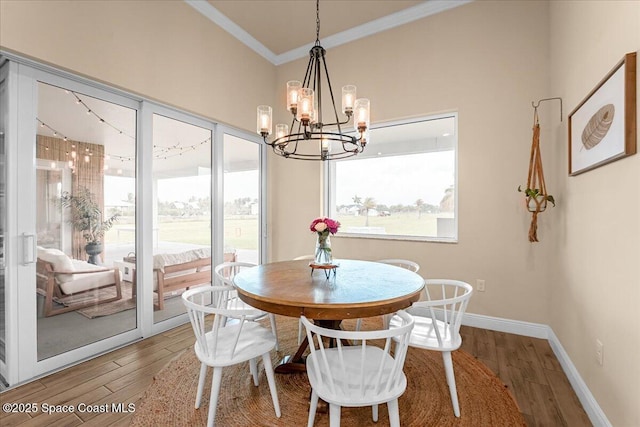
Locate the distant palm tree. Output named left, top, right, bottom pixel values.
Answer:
left=352, top=195, right=362, bottom=206
left=363, top=197, right=376, bottom=226
left=415, top=199, right=425, bottom=218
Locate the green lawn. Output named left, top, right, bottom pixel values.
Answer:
left=335, top=212, right=449, bottom=236
left=105, top=216, right=259, bottom=249
left=105, top=212, right=449, bottom=248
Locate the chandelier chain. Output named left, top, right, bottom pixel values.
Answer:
left=315, top=0, right=321, bottom=45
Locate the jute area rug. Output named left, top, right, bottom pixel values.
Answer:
left=131, top=316, right=525, bottom=426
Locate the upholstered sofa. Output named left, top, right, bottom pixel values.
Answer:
left=131, top=248, right=232, bottom=310
left=36, top=247, right=123, bottom=317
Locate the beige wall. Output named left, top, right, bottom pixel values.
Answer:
left=549, top=2, right=640, bottom=426
left=0, top=0, right=276, bottom=131
left=271, top=0, right=555, bottom=324
left=3, top=0, right=638, bottom=423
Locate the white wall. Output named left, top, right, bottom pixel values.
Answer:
left=271, top=0, right=554, bottom=324
left=549, top=2, right=640, bottom=425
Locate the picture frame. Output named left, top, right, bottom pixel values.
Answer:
left=568, top=52, right=636, bottom=176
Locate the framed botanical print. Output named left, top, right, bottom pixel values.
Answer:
left=568, top=52, right=636, bottom=176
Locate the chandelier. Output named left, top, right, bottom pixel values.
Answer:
left=257, top=0, right=370, bottom=161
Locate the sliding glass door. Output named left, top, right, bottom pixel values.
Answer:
left=151, top=111, right=212, bottom=324
left=222, top=131, right=264, bottom=264
left=0, top=55, right=265, bottom=387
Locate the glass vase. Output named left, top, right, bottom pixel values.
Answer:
left=314, top=232, right=332, bottom=265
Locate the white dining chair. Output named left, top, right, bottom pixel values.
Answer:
left=214, top=261, right=279, bottom=350
left=354, top=258, right=421, bottom=332
left=182, top=285, right=281, bottom=427
left=301, top=311, right=414, bottom=427
left=388, top=279, right=473, bottom=417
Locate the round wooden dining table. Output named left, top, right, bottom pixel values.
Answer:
left=233, top=259, right=424, bottom=373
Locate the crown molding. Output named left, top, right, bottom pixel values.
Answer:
left=184, top=0, right=278, bottom=64
left=186, top=0, right=473, bottom=66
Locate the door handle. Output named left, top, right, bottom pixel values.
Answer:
left=22, top=233, right=36, bottom=265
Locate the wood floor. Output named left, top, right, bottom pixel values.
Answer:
left=0, top=321, right=592, bottom=426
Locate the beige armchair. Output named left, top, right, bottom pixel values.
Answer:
left=36, top=247, right=122, bottom=317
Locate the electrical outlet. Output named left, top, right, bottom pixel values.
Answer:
left=476, top=279, right=485, bottom=292
left=595, top=339, right=604, bottom=366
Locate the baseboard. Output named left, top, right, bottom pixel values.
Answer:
left=463, top=311, right=611, bottom=427
left=461, top=311, right=549, bottom=338
left=547, top=329, right=612, bottom=427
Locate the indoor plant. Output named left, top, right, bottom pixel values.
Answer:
left=517, top=185, right=555, bottom=212
left=60, top=187, right=119, bottom=264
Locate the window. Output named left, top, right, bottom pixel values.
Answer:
left=328, top=114, right=457, bottom=241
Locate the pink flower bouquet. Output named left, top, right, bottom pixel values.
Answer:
left=309, top=217, right=341, bottom=235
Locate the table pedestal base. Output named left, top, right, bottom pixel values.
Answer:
left=274, top=319, right=342, bottom=374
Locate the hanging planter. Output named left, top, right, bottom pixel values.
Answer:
left=519, top=187, right=555, bottom=213
left=519, top=109, right=556, bottom=242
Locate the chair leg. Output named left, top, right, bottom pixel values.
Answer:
left=195, top=362, right=207, bottom=408
left=207, top=367, right=223, bottom=427
left=442, top=351, right=460, bottom=417
left=372, top=404, right=378, bottom=422
left=298, top=318, right=303, bottom=345
left=307, top=390, right=319, bottom=427
left=249, top=358, right=259, bottom=386
left=388, top=399, right=400, bottom=427
left=355, top=318, right=362, bottom=331
left=329, top=403, right=341, bottom=427
left=269, top=313, right=279, bottom=351
left=262, top=353, right=281, bottom=418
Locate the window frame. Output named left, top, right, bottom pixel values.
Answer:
left=325, top=112, right=458, bottom=243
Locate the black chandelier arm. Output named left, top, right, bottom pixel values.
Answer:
left=320, top=51, right=344, bottom=135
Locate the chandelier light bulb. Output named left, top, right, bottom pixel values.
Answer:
left=297, top=88, right=314, bottom=125
left=287, top=81, right=301, bottom=112
left=275, top=124, right=288, bottom=140
left=354, top=98, right=370, bottom=132
left=257, top=105, right=272, bottom=136
left=342, top=85, right=356, bottom=114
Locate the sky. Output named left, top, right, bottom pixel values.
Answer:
left=104, top=170, right=259, bottom=206
left=334, top=150, right=455, bottom=207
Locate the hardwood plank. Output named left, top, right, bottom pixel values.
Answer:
left=524, top=380, right=567, bottom=427
left=20, top=386, right=112, bottom=426
left=531, top=335, right=563, bottom=371
left=76, top=376, right=152, bottom=421
left=0, top=380, right=46, bottom=402
left=545, top=368, right=592, bottom=426
left=39, top=361, right=121, bottom=391
left=104, top=351, right=176, bottom=393
left=0, top=411, right=34, bottom=427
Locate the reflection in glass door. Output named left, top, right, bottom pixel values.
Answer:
left=36, top=82, right=137, bottom=360
left=223, top=133, right=261, bottom=264
left=152, top=113, right=212, bottom=324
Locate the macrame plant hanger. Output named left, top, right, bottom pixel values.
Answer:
left=525, top=97, right=562, bottom=242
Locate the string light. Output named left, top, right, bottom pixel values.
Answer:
left=70, top=92, right=135, bottom=140
left=36, top=91, right=212, bottom=170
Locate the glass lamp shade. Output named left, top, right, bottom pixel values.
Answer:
left=275, top=124, right=288, bottom=140
left=342, top=85, right=356, bottom=114
left=354, top=98, right=370, bottom=132
left=287, top=81, right=301, bottom=112
left=257, top=105, right=272, bottom=135
left=297, top=88, right=315, bottom=124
